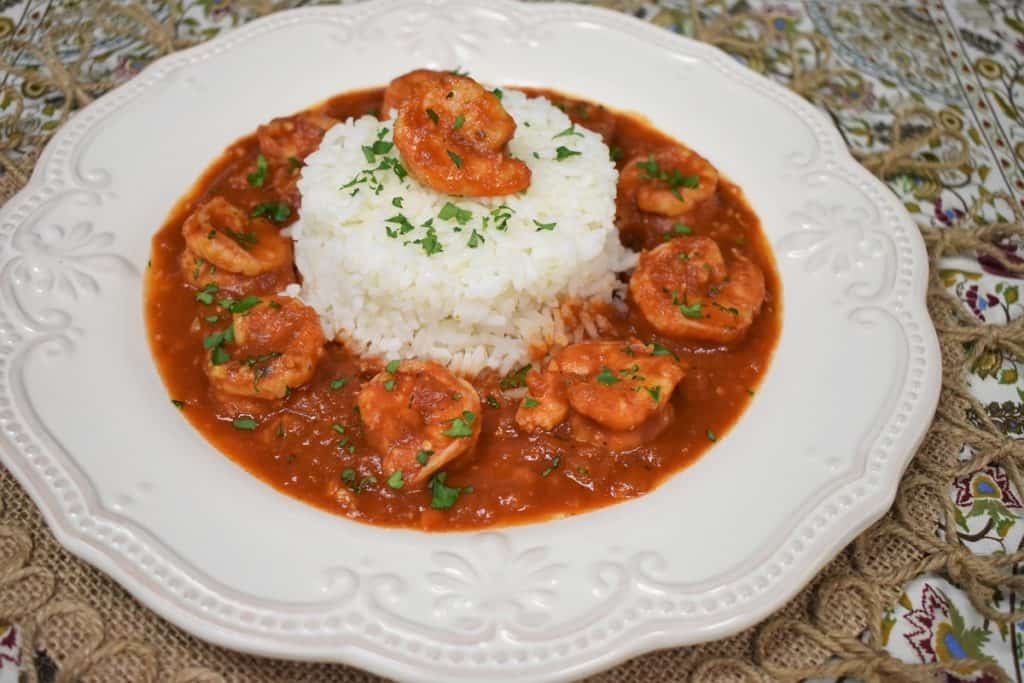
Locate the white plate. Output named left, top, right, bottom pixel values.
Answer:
left=0, top=2, right=940, bottom=681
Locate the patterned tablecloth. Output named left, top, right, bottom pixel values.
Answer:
left=2, top=1, right=1024, bottom=681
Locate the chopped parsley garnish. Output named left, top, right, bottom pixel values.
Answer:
left=555, top=146, right=581, bottom=161
left=541, top=455, right=561, bottom=477
left=490, top=205, right=514, bottom=231
left=500, top=364, right=532, bottom=389
left=467, top=229, right=485, bottom=248
left=491, top=88, right=503, bottom=99
left=244, top=351, right=281, bottom=367
left=596, top=366, right=620, bottom=385
left=447, top=150, right=463, bottom=168
left=232, top=417, right=258, bottom=431
left=332, top=423, right=346, bottom=434
left=553, top=123, right=583, bottom=139
left=414, top=225, right=444, bottom=255
left=385, top=359, right=400, bottom=373
left=171, top=399, right=185, bottom=408
left=706, top=429, right=717, bottom=442
left=228, top=295, right=262, bottom=314
left=287, top=156, right=301, bottom=171
left=523, top=396, right=540, bottom=408
left=610, top=146, right=624, bottom=162
left=224, top=229, right=258, bottom=249
left=276, top=422, right=284, bottom=438
left=637, top=155, right=660, bottom=177
left=533, top=219, right=556, bottom=231
left=361, top=139, right=394, bottom=163
left=203, top=325, right=234, bottom=365
left=439, top=202, right=473, bottom=224
left=202, top=328, right=233, bottom=350
left=712, top=302, right=740, bottom=316
left=673, top=223, right=693, bottom=235
left=646, top=341, right=678, bottom=359
left=637, top=155, right=700, bottom=199
left=250, top=202, right=291, bottom=222
left=415, top=450, right=433, bottom=465
left=342, top=470, right=377, bottom=493
left=426, top=108, right=439, bottom=124
left=428, top=471, right=470, bottom=509
left=485, top=395, right=500, bottom=408
left=385, top=213, right=416, bottom=236
left=268, top=300, right=282, bottom=309
left=387, top=469, right=405, bottom=489
left=450, top=66, right=469, bottom=76
left=205, top=315, right=220, bottom=323
left=330, top=377, right=349, bottom=390
left=383, top=379, right=397, bottom=392
left=678, top=301, right=703, bottom=319
left=392, top=196, right=404, bottom=208
left=453, top=114, right=465, bottom=130
left=247, top=154, right=268, bottom=187
left=195, top=283, right=218, bottom=305
left=442, top=410, right=476, bottom=437
left=645, top=386, right=661, bottom=403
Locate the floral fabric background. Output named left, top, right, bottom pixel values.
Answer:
left=1, top=0, right=1024, bottom=681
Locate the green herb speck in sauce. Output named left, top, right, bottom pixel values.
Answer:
left=250, top=201, right=291, bottom=222
left=247, top=154, right=268, bottom=187
left=232, top=417, right=258, bottom=431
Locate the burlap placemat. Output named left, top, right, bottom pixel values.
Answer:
left=2, top=1, right=1023, bottom=681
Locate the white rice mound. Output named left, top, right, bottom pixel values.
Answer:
left=290, top=89, right=636, bottom=375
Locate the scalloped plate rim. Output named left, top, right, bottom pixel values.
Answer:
left=0, top=2, right=941, bottom=682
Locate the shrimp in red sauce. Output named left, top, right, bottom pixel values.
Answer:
left=385, top=69, right=531, bottom=196
left=630, top=236, right=766, bottom=344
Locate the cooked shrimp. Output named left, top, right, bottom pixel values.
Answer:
left=618, top=145, right=718, bottom=217
left=514, top=368, right=570, bottom=432
left=569, top=403, right=675, bottom=451
left=516, top=340, right=686, bottom=441
left=357, top=360, right=482, bottom=487
left=257, top=110, right=337, bottom=162
left=630, top=236, right=766, bottom=344
left=380, top=69, right=440, bottom=118
left=205, top=296, right=325, bottom=400
left=387, top=69, right=531, bottom=196
left=182, top=197, right=292, bottom=277
left=180, top=248, right=293, bottom=296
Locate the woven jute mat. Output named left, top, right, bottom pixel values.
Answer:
left=2, top=1, right=1023, bottom=681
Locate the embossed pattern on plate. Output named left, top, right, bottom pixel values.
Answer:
left=0, top=2, right=941, bottom=682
